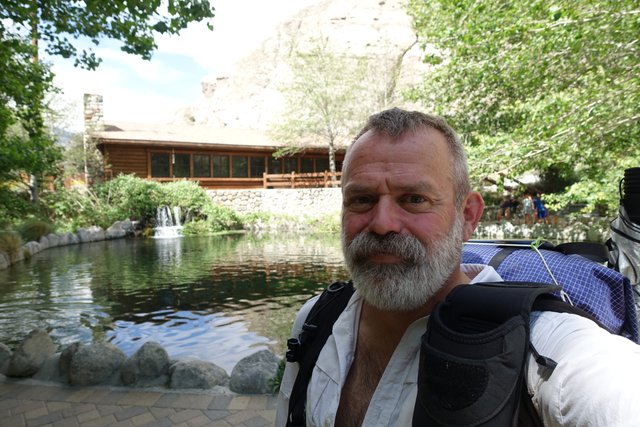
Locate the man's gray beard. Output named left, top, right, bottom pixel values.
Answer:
left=341, top=216, right=464, bottom=312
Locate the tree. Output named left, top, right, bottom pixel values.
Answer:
left=0, top=0, right=215, bottom=201
left=0, top=32, right=60, bottom=196
left=407, top=0, right=639, bottom=215
left=271, top=37, right=403, bottom=178
left=1, top=1, right=215, bottom=71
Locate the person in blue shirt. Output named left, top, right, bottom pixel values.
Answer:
left=533, top=192, right=548, bottom=224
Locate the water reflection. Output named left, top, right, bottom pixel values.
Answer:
left=0, top=233, right=347, bottom=372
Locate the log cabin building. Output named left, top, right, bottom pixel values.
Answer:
left=92, top=122, right=345, bottom=190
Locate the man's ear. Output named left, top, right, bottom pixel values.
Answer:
left=461, top=191, right=485, bottom=241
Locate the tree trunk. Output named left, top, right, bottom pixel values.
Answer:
left=29, top=5, right=40, bottom=203
left=328, top=140, right=337, bottom=187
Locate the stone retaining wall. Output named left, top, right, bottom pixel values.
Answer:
left=0, top=221, right=135, bottom=270
left=208, top=188, right=343, bottom=218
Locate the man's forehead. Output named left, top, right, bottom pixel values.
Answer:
left=345, top=128, right=450, bottom=170
left=348, top=127, right=448, bottom=155
left=343, top=178, right=439, bottom=195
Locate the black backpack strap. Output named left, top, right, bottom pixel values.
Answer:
left=554, top=242, right=609, bottom=263
left=286, top=281, right=355, bottom=427
left=413, top=282, right=561, bottom=427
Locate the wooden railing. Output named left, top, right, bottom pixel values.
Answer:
left=263, top=171, right=342, bottom=188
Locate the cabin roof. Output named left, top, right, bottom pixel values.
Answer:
left=92, top=122, right=348, bottom=151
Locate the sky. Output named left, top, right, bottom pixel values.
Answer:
left=48, top=0, right=320, bottom=131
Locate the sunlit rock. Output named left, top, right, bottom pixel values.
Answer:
left=169, top=360, right=229, bottom=389
left=68, top=342, right=126, bottom=386
left=229, top=350, right=279, bottom=394
left=7, top=329, right=57, bottom=377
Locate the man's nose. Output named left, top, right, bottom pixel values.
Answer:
left=368, top=199, right=403, bottom=235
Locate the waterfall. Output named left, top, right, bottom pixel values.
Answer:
left=154, top=205, right=183, bottom=238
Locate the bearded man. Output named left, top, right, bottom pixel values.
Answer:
left=275, top=108, right=640, bottom=427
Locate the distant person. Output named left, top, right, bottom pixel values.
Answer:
left=496, top=194, right=514, bottom=221
left=522, top=191, right=534, bottom=226
left=533, top=192, right=548, bottom=224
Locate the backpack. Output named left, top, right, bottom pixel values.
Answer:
left=284, top=241, right=638, bottom=426
left=414, top=281, right=599, bottom=427
left=463, top=241, right=638, bottom=342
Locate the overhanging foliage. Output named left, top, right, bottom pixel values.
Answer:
left=407, top=0, right=639, bottom=214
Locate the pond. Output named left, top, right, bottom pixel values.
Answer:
left=0, top=233, right=347, bottom=373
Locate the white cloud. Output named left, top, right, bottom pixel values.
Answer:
left=48, top=0, right=321, bottom=129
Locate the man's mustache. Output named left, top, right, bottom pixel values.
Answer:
left=347, top=232, right=426, bottom=265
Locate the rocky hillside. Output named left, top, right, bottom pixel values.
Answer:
left=175, top=0, right=428, bottom=130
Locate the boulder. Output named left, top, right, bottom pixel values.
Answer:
left=38, top=235, right=50, bottom=250
left=105, top=221, right=127, bottom=239
left=32, top=353, right=67, bottom=383
left=67, top=232, right=80, bottom=245
left=229, top=350, right=279, bottom=394
left=76, top=226, right=106, bottom=243
left=121, top=341, right=170, bottom=387
left=169, top=360, right=228, bottom=389
left=68, top=342, right=126, bottom=386
left=0, top=251, right=9, bottom=270
left=45, top=233, right=61, bottom=248
left=59, top=342, right=82, bottom=376
left=7, top=329, right=57, bottom=377
left=120, top=219, right=135, bottom=235
left=0, top=342, right=12, bottom=374
left=23, top=241, right=42, bottom=257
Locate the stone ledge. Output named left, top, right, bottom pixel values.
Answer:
left=1, top=330, right=281, bottom=396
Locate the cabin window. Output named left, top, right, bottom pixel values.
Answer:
left=284, top=157, right=297, bottom=173
left=173, top=153, right=190, bottom=178
left=250, top=156, right=265, bottom=178
left=300, top=158, right=314, bottom=173
left=268, top=158, right=283, bottom=174
left=316, top=157, right=329, bottom=172
left=193, top=154, right=211, bottom=177
left=231, top=156, right=248, bottom=178
left=213, top=155, right=230, bottom=177
left=151, top=153, right=170, bottom=177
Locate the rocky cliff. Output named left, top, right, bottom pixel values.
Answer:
left=175, top=0, right=428, bottom=130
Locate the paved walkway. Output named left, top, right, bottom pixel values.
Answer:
left=0, top=379, right=277, bottom=427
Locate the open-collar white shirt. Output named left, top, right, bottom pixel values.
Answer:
left=275, top=264, right=640, bottom=426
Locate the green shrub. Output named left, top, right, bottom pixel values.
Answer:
left=202, top=203, right=243, bottom=232
left=181, top=220, right=214, bottom=235
left=0, top=230, right=24, bottom=262
left=269, top=358, right=286, bottom=393
left=181, top=204, right=243, bottom=235
left=18, top=220, right=51, bottom=242
left=94, top=174, right=162, bottom=221
left=0, top=186, right=37, bottom=227
left=158, top=180, right=211, bottom=216
left=40, top=187, right=102, bottom=232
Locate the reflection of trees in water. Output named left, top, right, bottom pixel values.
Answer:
left=0, top=233, right=348, bottom=358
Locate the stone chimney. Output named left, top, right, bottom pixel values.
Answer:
left=82, top=94, right=104, bottom=186
left=83, top=93, right=104, bottom=132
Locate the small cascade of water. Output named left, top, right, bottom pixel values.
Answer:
left=153, top=205, right=183, bottom=238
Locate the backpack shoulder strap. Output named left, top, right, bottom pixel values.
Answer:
left=285, top=281, right=355, bottom=427
left=413, top=281, right=562, bottom=427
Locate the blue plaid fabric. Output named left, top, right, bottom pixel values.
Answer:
left=462, top=243, right=639, bottom=343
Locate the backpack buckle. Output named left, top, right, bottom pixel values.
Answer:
left=286, top=323, right=319, bottom=362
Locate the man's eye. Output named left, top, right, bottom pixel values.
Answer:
left=405, top=195, right=426, bottom=204
left=401, top=195, right=432, bottom=212
left=346, top=196, right=375, bottom=211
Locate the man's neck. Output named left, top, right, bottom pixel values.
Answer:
left=361, top=268, right=472, bottom=330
